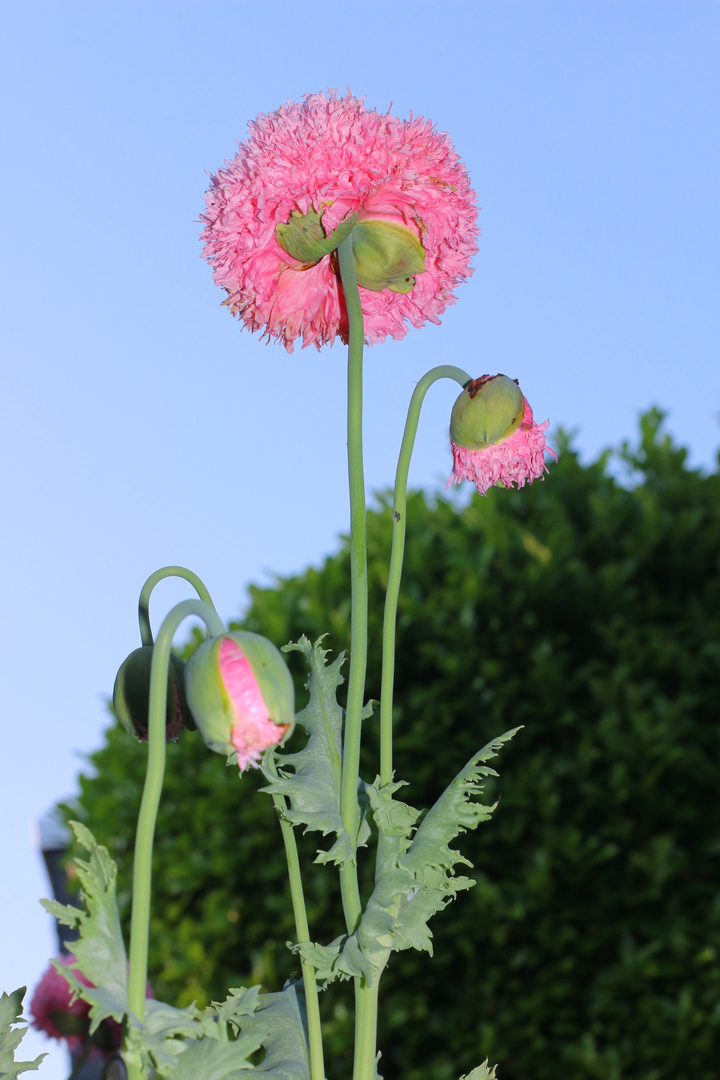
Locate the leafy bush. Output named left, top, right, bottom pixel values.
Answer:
left=63, top=412, right=720, bottom=1079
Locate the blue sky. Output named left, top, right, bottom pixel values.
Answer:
left=2, top=2, right=718, bottom=1074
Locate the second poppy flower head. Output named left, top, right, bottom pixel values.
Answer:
left=447, top=374, right=556, bottom=495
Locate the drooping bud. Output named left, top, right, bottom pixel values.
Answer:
left=447, top=374, right=556, bottom=496
left=450, top=374, right=525, bottom=450
left=184, top=631, right=294, bottom=771
left=113, top=646, right=193, bottom=743
left=350, top=220, right=426, bottom=293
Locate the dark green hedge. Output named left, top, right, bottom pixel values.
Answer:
left=63, top=412, right=720, bottom=1079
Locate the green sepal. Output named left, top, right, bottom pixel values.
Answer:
left=450, top=375, right=525, bottom=450
left=276, top=208, right=358, bottom=264
left=261, top=637, right=370, bottom=867
left=351, top=220, right=426, bottom=293
left=0, top=988, right=46, bottom=1079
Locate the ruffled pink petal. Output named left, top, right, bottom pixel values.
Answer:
left=219, top=638, right=289, bottom=770
left=447, top=399, right=557, bottom=496
left=200, top=91, right=478, bottom=350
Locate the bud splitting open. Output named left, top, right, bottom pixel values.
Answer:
left=184, top=631, right=294, bottom=771
left=447, top=374, right=556, bottom=495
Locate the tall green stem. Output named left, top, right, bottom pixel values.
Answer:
left=126, top=598, right=226, bottom=1080
left=379, top=366, right=471, bottom=785
left=269, top=765, right=325, bottom=1080
left=337, top=235, right=374, bottom=1080
left=336, top=236, right=367, bottom=935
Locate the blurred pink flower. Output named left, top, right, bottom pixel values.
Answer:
left=200, top=90, right=478, bottom=351
left=29, top=955, right=120, bottom=1054
left=448, top=397, right=556, bottom=496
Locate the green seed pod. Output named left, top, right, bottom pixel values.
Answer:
left=184, top=631, right=295, bottom=771
left=112, top=646, right=193, bottom=742
left=450, top=374, right=525, bottom=450
left=351, top=220, right=426, bottom=293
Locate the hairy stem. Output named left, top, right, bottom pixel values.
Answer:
left=126, top=598, right=226, bottom=1080
left=379, top=365, right=471, bottom=785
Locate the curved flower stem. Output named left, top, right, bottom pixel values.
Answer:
left=137, top=566, right=216, bottom=646
left=379, top=365, right=470, bottom=786
left=267, top=760, right=324, bottom=1080
left=126, top=598, right=226, bottom=1080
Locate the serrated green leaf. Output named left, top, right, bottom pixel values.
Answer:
left=401, top=730, right=519, bottom=878
left=393, top=730, right=519, bottom=955
left=204, top=986, right=262, bottom=1033
left=40, top=822, right=129, bottom=1032
left=235, top=982, right=309, bottom=1080
left=0, top=988, right=46, bottom=1079
left=461, top=1062, right=498, bottom=1080
left=296, top=733, right=518, bottom=985
left=294, top=780, right=419, bottom=986
left=262, top=637, right=368, bottom=867
left=158, top=1030, right=259, bottom=1080
left=124, top=999, right=202, bottom=1076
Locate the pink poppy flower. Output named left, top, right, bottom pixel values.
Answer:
left=446, top=374, right=556, bottom=495
left=29, top=955, right=120, bottom=1054
left=200, top=90, right=478, bottom=351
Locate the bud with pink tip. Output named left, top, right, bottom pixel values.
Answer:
left=184, top=631, right=294, bottom=771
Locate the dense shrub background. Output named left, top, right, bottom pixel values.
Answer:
left=62, top=412, right=720, bottom=1080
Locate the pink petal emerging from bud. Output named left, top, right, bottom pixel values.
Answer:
left=219, top=637, right=290, bottom=770
left=447, top=399, right=557, bottom=496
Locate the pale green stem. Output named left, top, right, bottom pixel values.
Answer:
left=137, top=566, right=216, bottom=646
left=126, top=599, right=226, bottom=1080
left=336, top=235, right=367, bottom=935
left=268, top=761, right=325, bottom=1080
left=336, top=235, right=374, bottom=1080
left=379, top=366, right=471, bottom=786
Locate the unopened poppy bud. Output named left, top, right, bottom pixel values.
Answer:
left=447, top=374, right=557, bottom=496
left=351, top=220, right=426, bottom=293
left=113, top=646, right=192, bottom=743
left=450, top=374, right=525, bottom=450
left=184, top=631, right=294, bottom=771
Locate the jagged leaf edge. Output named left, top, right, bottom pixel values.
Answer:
left=40, top=821, right=129, bottom=1031
left=0, top=988, right=47, bottom=1078
left=261, top=636, right=369, bottom=868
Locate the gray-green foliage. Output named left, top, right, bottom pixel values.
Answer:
left=40, top=826, right=310, bottom=1080
left=0, top=989, right=46, bottom=1079
left=261, top=637, right=369, bottom=868
left=262, top=638, right=511, bottom=990
left=64, top=414, right=720, bottom=1080
left=292, top=727, right=516, bottom=986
